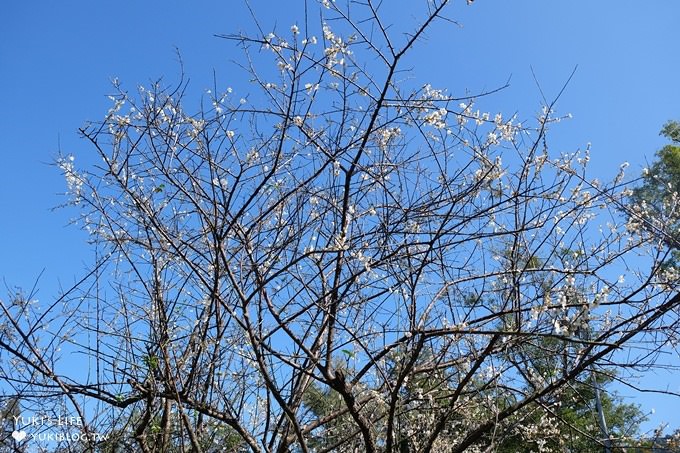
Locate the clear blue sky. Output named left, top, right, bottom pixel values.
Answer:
left=1, top=0, right=679, bottom=435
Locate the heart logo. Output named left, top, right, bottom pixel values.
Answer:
left=11, top=430, right=27, bottom=441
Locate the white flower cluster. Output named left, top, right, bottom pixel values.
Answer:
left=473, top=155, right=505, bottom=185
left=246, top=148, right=260, bottom=163
left=457, top=105, right=522, bottom=146
left=423, top=108, right=447, bottom=129
left=457, top=102, right=473, bottom=126
left=187, top=117, right=205, bottom=139
left=491, top=112, right=521, bottom=143
left=422, top=84, right=447, bottom=101
left=375, top=126, right=401, bottom=150
left=654, top=265, right=680, bottom=290
left=322, top=24, right=353, bottom=69
left=304, top=82, right=319, bottom=94
left=106, top=95, right=125, bottom=116
left=350, top=249, right=373, bottom=272
left=277, top=59, right=294, bottom=73
left=57, top=155, right=83, bottom=201
left=212, top=177, right=228, bottom=190
left=538, top=105, right=572, bottom=126
left=517, top=414, right=563, bottom=452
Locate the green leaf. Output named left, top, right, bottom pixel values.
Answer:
left=341, top=349, right=355, bottom=358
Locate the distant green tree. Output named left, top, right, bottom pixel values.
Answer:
left=302, top=344, right=646, bottom=452
left=631, top=120, right=680, bottom=260
left=93, top=409, right=245, bottom=453
left=495, top=368, right=646, bottom=452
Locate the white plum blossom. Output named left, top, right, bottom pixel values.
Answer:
left=376, top=126, right=401, bottom=150
left=212, top=178, right=228, bottom=189
left=457, top=102, right=473, bottom=126
left=423, top=108, right=447, bottom=129
left=29, top=3, right=679, bottom=452
left=304, top=83, right=319, bottom=94
left=58, top=155, right=83, bottom=201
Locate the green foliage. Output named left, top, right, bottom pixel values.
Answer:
left=142, top=354, right=159, bottom=371
left=661, top=121, right=680, bottom=143
left=302, top=381, right=350, bottom=450
left=303, top=382, right=344, bottom=419
left=93, top=408, right=244, bottom=453
left=301, top=344, right=646, bottom=452
left=494, top=334, right=646, bottom=451
left=631, top=120, right=680, bottom=255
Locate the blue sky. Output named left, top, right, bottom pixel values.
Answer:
left=1, top=0, right=679, bottom=435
